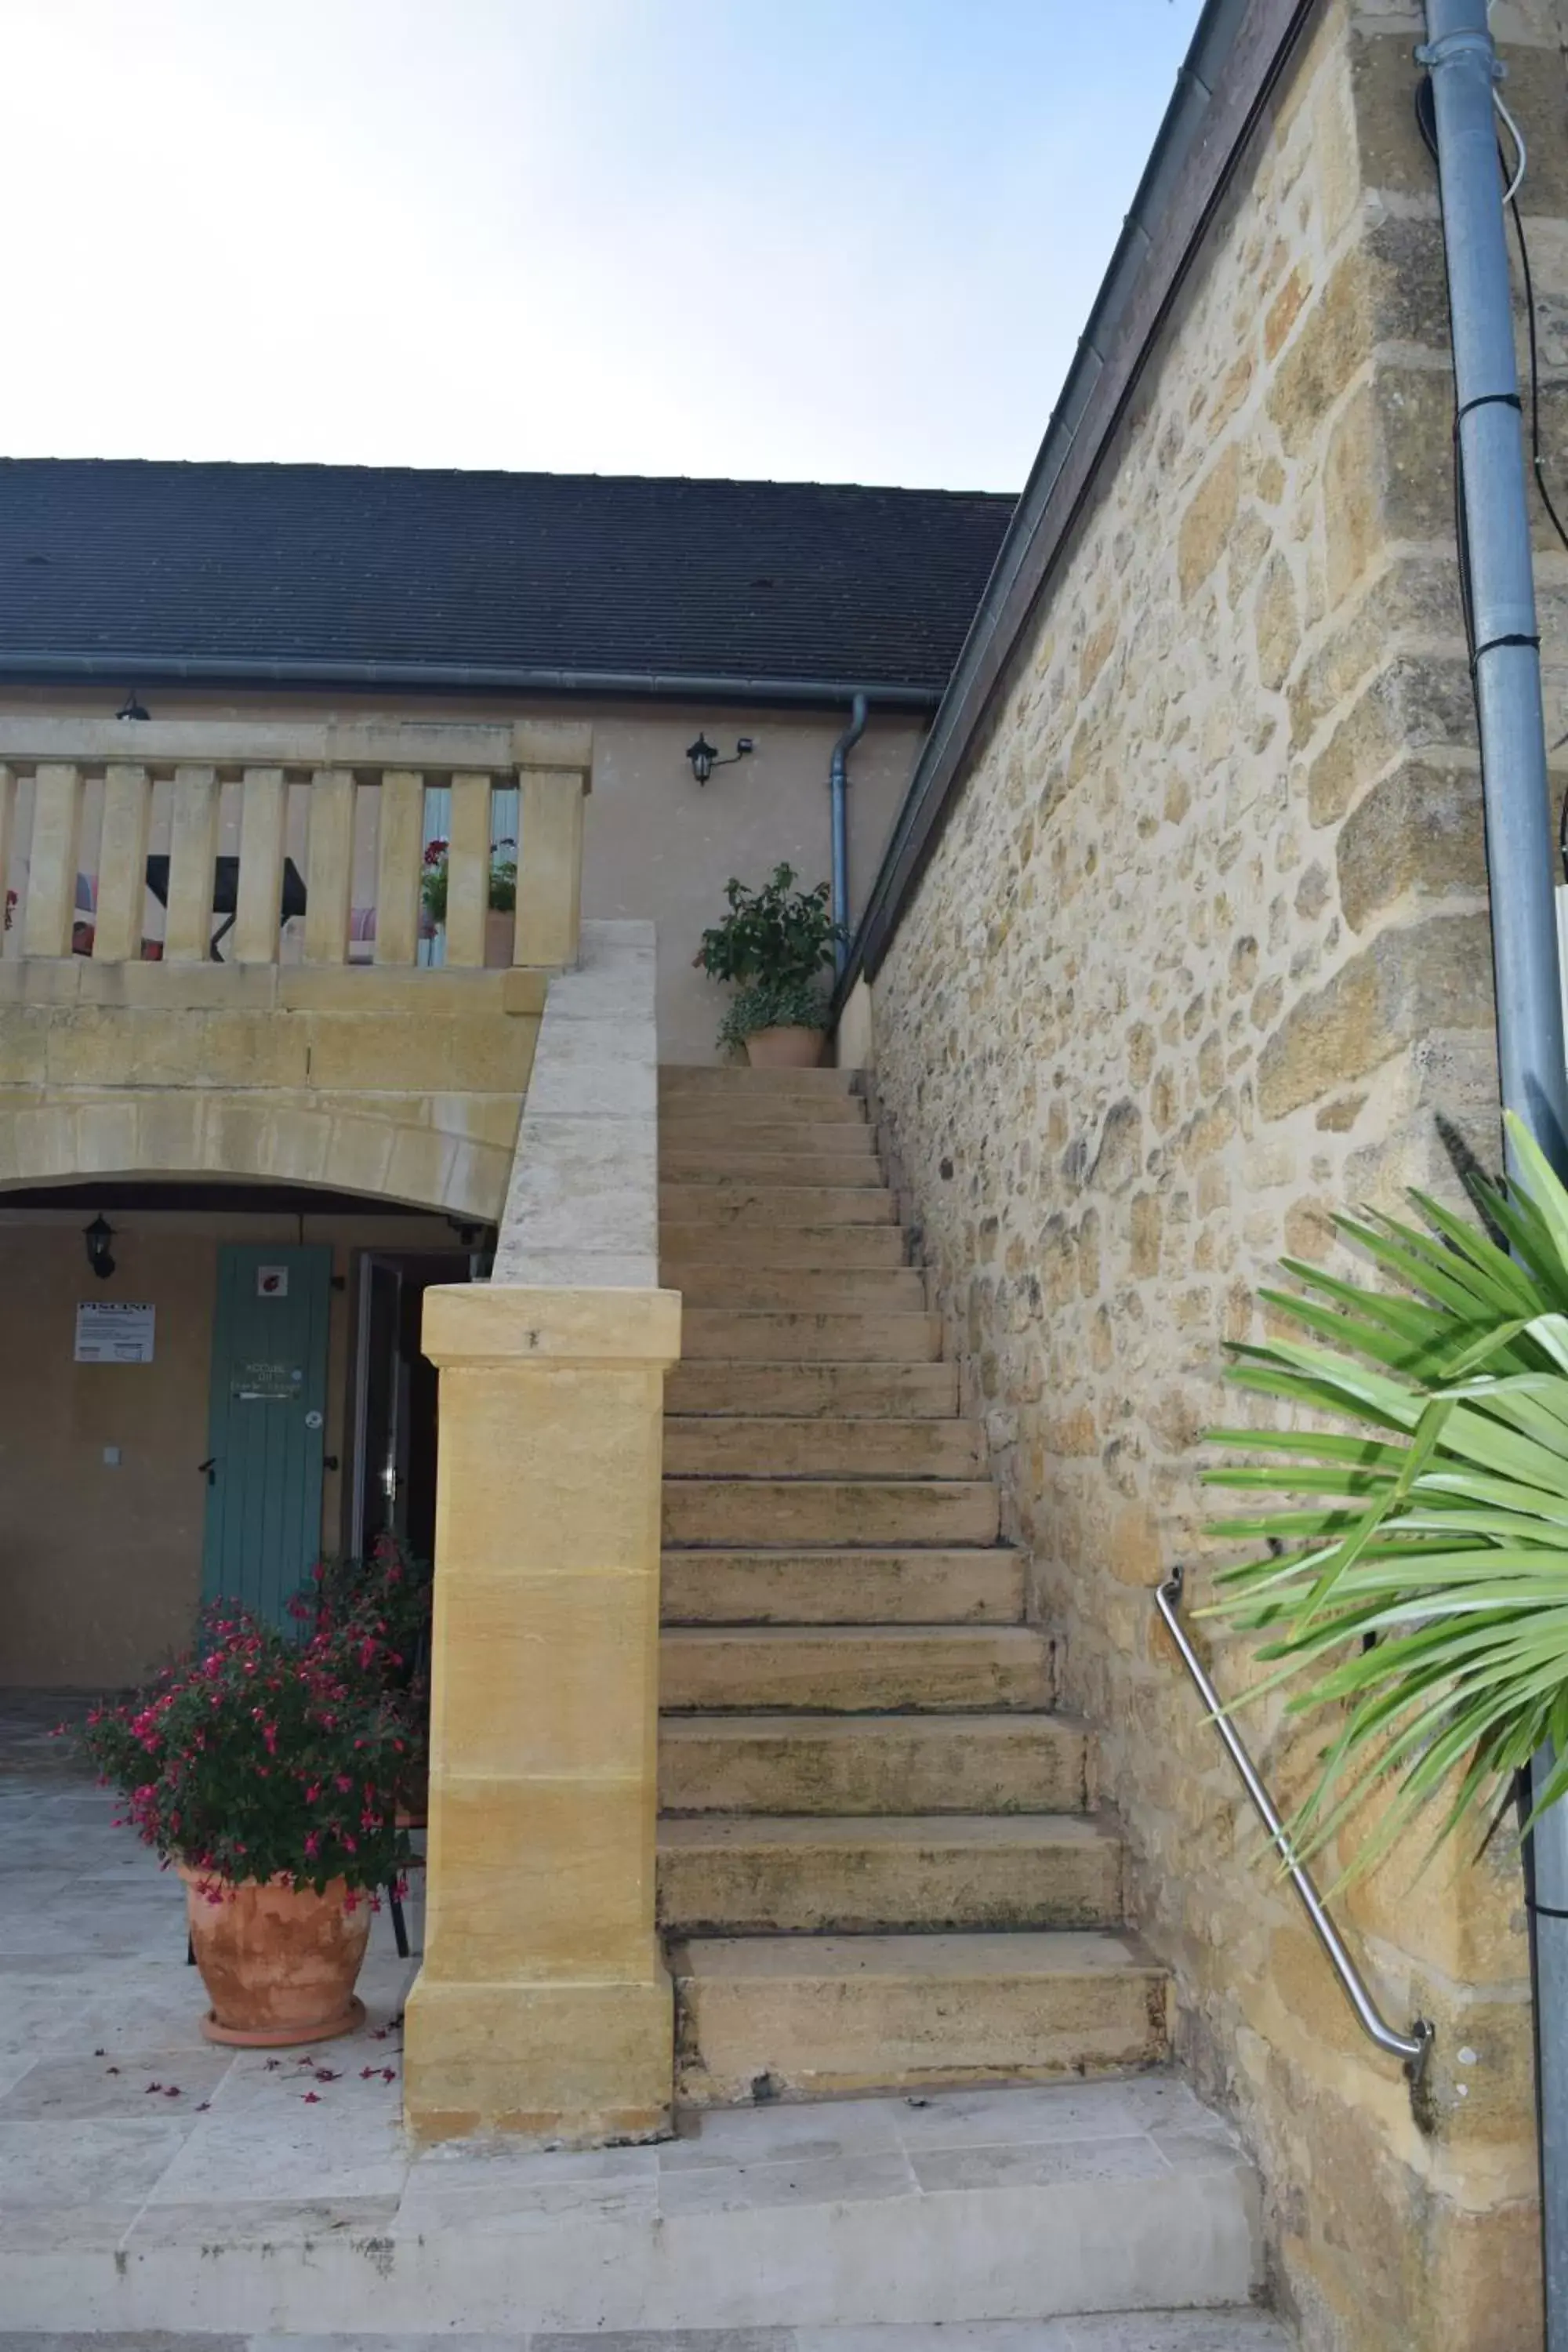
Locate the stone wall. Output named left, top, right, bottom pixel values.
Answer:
left=868, top=5, right=1568, bottom=2343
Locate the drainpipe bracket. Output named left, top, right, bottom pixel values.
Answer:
left=1415, top=33, right=1506, bottom=75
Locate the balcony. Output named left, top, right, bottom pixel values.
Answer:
left=0, top=715, right=590, bottom=979
left=0, top=717, right=593, bottom=1215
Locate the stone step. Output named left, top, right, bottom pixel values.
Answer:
left=662, top=1149, right=887, bottom=1187
left=662, top=1476, right=1000, bottom=1548
left=681, top=1308, right=942, bottom=1361
left=11, top=2076, right=1267, bottom=2330
left=659, top=1062, right=856, bottom=1095
left=660, top=1118, right=877, bottom=1157
left=663, top=1414, right=983, bottom=1479
left=660, top=1221, right=908, bottom=1269
left=659, top=1544, right=1026, bottom=1624
left=671, top=1930, right=1171, bottom=2103
left=667, top=1359, right=959, bottom=1417
left=657, top=1812, right=1125, bottom=1933
left=662, top=1182, right=898, bottom=1225
left=659, top=1624, right=1051, bottom=1712
left=659, top=1710, right=1087, bottom=1813
left=666, top=1265, right=927, bottom=1310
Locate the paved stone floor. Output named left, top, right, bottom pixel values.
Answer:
left=0, top=2332, right=1296, bottom=2351
left=0, top=1699, right=1288, bottom=2346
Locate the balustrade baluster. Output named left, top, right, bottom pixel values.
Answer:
left=375, top=769, right=424, bottom=966
left=23, top=764, right=82, bottom=960
left=304, top=768, right=354, bottom=966
left=164, top=766, right=221, bottom=963
left=93, top=764, right=153, bottom=964
left=444, top=772, right=492, bottom=968
left=232, top=768, right=289, bottom=964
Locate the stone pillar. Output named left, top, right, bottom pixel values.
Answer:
left=514, top=768, right=584, bottom=969
left=404, top=1280, right=681, bottom=2144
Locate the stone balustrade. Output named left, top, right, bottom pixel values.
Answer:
left=0, top=717, right=590, bottom=972
left=405, top=922, right=681, bottom=2144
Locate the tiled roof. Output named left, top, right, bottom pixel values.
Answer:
left=0, top=459, right=1014, bottom=699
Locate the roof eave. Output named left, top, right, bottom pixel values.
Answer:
left=0, top=651, right=944, bottom=714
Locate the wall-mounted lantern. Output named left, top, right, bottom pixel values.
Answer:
left=686, top=733, right=754, bottom=786
left=84, top=1214, right=117, bottom=1280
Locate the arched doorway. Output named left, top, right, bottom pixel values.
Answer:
left=0, top=1171, right=492, bottom=1686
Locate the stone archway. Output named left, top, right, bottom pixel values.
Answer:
left=0, top=1088, right=513, bottom=1222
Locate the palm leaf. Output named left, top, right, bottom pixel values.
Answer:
left=1206, top=1110, right=1568, bottom=1885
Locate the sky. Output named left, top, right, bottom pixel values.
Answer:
left=2, top=0, right=1204, bottom=493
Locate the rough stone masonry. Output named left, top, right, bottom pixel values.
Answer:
left=866, top=4, right=1568, bottom=2346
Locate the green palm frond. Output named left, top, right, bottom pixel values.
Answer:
left=1203, top=1111, right=1568, bottom=1888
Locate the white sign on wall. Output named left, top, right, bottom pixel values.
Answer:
left=74, top=1301, right=156, bottom=1364
left=256, top=1265, right=289, bottom=1298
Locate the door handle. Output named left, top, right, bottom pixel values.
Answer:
left=197, top=1457, right=216, bottom=1486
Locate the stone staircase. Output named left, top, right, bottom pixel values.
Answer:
left=655, top=1062, right=1171, bottom=2104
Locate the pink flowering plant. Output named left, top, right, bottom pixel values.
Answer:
left=78, top=1608, right=416, bottom=1896
left=292, top=1532, right=431, bottom=1682
left=289, top=1534, right=431, bottom=1806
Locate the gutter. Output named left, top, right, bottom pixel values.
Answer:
left=0, top=650, right=942, bottom=714
left=839, top=0, right=1317, bottom=1000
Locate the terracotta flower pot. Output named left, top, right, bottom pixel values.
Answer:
left=745, top=1025, right=823, bottom=1069
left=180, top=1866, right=372, bottom=2049
left=485, top=909, right=514, bottom=968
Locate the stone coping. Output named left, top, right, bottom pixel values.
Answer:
left=490, top=919, right=662, bottom=1290
left=0, top=716, right=593, bottom=779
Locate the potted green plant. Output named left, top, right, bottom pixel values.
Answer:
left=420, top=835, right=517, bottom=967
left=694, top=862, right=841, bottom=1066
left=1205, top=1111, right=1568, bottom=1884
left=80, top=1609, right=415, bottom=2047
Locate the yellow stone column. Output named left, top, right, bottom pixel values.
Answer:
left=514, top=767, right=584, bottom=968
left=405, top=1281, right=681, bottom=2143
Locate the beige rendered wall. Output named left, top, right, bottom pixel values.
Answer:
left=865, top=5, right=1563, bottom=2347
left=0, top=1205, right=467, bottom=1689
left=0, top=685, right=925, bottom=1064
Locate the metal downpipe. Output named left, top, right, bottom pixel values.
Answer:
left=829, top=692, right=869, bottom=974
left=1423, top=2, right=1568, bottom=2334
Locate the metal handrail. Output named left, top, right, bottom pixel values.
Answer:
left=1156, top=1566, right=1433, bottom=2082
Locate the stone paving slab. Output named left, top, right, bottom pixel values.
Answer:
left=0, top=1719, right=1282, bottom=2341
left=0, top=2328, right=1296, bottom=2350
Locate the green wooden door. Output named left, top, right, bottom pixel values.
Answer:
left=201, top=1244, right=332, bottom=1627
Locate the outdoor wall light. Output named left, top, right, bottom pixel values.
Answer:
left=686, top=733, right=754, bottom=786
left=84, top=1214, right=117, bottom=1280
